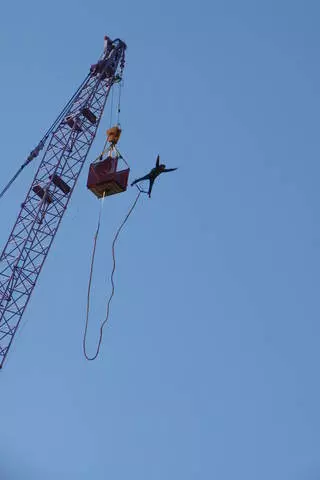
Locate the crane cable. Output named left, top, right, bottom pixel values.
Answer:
left=117, top=79, right=122, bottom=126
left=83, top=190, right=142, bottom=361
left=109, top=87, right=114, bottom=128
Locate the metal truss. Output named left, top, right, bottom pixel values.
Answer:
left=0, top=39, right=126, bottom=368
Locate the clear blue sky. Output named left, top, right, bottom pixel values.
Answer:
left=0, top=0, right=320, bottom=478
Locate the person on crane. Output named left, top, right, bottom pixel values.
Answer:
left=103, top=35, right=113, bottom=55
left=90, top=35, right=114, bottom=76
left=131, top=155, right=177, bottom=198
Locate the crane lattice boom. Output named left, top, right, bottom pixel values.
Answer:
left=0, top=38, right=126, bottom=368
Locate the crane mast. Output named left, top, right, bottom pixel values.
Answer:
left=0, top=37, right=126, bottom=368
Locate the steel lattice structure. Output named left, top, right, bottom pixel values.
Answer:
left=0, top=37, right=126, bottom=368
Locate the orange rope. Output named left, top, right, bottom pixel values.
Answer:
left=83, top=191, right=141, bottom=361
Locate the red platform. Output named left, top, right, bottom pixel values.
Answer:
left=87, top=156, right=129, bottom=199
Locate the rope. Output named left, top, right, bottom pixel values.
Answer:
left=114, top=146, right=130, bottom=168
left=113, top=147, right=149, bottom=194
left=83, top=190, right=141, bottom=361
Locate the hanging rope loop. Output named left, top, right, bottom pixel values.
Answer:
left=83, top=190, right=141, bottom=361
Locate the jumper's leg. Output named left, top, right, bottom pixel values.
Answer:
left=131, top=174, right=150, bottom=186
left=148, top=178, right=155, bottom=198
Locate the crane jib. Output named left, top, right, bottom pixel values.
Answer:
left=0, top=38, right=126, bottom=369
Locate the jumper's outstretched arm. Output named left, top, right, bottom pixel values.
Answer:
left=163, top=168, right=178, bottom=173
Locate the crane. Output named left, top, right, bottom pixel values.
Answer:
left=0, top=36, right=127, bottom=369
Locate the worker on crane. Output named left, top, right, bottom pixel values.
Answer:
left=131, top=155, right=177, bottom=198
left=103, top=35, right=113, bottom=56
left=90, top=35, right=114, bottom=76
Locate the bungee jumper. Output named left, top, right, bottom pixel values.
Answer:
left=131, top=155, right=177, bottom=197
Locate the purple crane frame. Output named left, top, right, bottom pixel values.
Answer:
left=0, top=39, right=126, bottom=368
